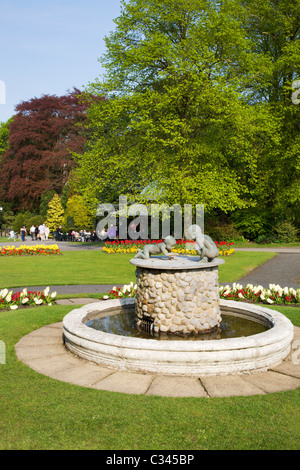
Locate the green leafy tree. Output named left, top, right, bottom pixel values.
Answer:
left=12, top=211, right=33, bottom=234
left=0, top=118, right=13, bottom=159
left=46, top=194, right=64, bottom=232
left=73, top=0, right=299, bottom=235
left=40, top=190, right=56, bottom=219
left=76, top=0, right=277, bottom=214
left=234, top=0, right=300, bottom=228
left=26, top=215, right=44, bottom=234
left=63, top=195, right=93, bottom=230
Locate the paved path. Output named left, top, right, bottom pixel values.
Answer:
left=15, top=322, right=300, bottom=397
left=2, top=239, right=101, bottom=251
left=2, top=238, right=300, bottom=252
left=237, top=253, right=300, bottom=289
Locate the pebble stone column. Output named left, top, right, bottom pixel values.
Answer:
left=130, top=257, right=225, bottom=335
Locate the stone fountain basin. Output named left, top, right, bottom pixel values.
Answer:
left=62, top=298, right=294, bottom=376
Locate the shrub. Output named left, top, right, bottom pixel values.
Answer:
left=26, top=215, right=44, bottom=233
left=12, top=211, right=33, bottom=233
left=274, top=220, right=299, bottom=243
left=231, top=208, right=272, bottom=240
left=255, top=233, right=278, bottom=244
left=205, top=223, right=243, bottom=242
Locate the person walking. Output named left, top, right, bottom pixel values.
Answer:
left=39, top=223, right=45, bottom=241
left=30, top=225, right=35, bottom=240
left=7, top=230, right=16, bottom=241
left=20, top=226, right=26, bottom=242
left=44, top=224, right=50, bottom=240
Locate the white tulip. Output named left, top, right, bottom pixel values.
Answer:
left=0, top=289, right=8, bottom=298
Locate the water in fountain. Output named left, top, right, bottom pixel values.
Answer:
left=85, top=306, right=269, bottom=340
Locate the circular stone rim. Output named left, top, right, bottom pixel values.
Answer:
left=130, top=255, right=225, bottom=270
left=62, top=298, right=294, bottom=376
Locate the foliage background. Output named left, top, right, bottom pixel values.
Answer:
left=0, top=0, right=299, bottom=242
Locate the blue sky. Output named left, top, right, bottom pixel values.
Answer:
left=0, top=0, right=123, bottom=122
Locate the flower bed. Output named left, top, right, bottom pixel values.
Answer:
left=0, top=287, right=57, bottom=310
left=102, top=283, right=137, bottom=300
left=219, top=283, right=300, bottom=305
left=102, top=282, right=300, bottom=306
left=0, top=245, right=61, bottom=256
left=103, top=239, right=235, bottom=256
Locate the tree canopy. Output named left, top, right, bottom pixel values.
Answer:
left=0, top=0, right=299, bottom=240
left=75, top=0, right=300, bottom=231
left=0, top=89, right=89, bottom=211
left=0, top=118, right=12, bottom=159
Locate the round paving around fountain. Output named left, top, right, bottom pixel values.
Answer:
left=15, top=315, right=300, bottom=397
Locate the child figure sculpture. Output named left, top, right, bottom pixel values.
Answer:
left=134, top=236, right=177, bottom=259
left=184, top=225, right=219, bottom=262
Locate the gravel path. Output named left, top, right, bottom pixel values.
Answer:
left=237, top=253, right=300, bottom=289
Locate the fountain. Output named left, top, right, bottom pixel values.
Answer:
left=62, top=226, right=294, bottom=376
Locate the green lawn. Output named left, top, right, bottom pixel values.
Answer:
left=0, top=304, right=299, bottom=450
left=0, top=250, right=277, bottom=288
left=1, top=249, right=299, bottom=450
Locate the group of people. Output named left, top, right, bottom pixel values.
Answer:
left=7, top=223, right=50, bottom=242
left=30, top=223, right=50, bottom=241
left=54, top=226, right=98, bottom=242
left=99, top=224, right=119, bottom=239
left=26, top=224, right=50, bottom=241
left=6, top=223, right=99, bottom=243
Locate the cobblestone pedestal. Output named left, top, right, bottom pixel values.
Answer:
left=130, top=256, right=225, bottom=334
